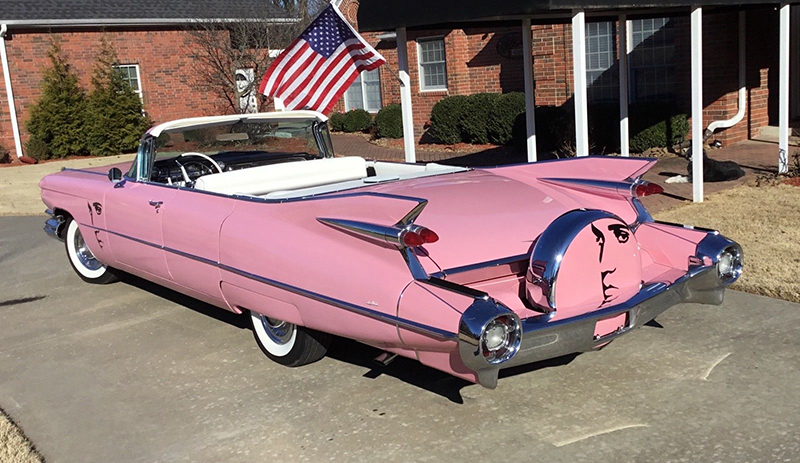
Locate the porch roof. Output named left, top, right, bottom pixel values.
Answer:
left=356, top=0, right=791, bottom=31
left=0, top=0, right=295, bottom=27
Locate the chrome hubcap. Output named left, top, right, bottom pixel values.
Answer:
left=73, top=227, right=102, bottom=271
left=260, top=316, right=295, bottom=345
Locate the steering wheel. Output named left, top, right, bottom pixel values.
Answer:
left=179, top=152, right=224, bottom=174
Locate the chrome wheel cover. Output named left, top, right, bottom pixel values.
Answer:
left=73, top=226, right=103, bottom=271
left=260, top=316, right=295, bottom=345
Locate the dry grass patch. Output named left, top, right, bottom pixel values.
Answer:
left=0, top=409, right=44, bottom=463
left=655, top=184, right=800, bottom=303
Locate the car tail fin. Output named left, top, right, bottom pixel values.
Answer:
left=492, top=156, right=658, bottom=185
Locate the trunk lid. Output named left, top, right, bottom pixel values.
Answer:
left=367, top=168, right=641, bottom=271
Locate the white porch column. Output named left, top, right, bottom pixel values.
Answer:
left=522, top=18, right=537, bottom=162
left=778, top=4, right=791, bottom=174
left=0, top=25, right=23, bottom=159
left=572, top=10, right=590, bottom=157
left=396, top=27, right=417, bottom=163
left=618, top=15, right=630, bottom=157
left=691, top=6, right=704, bottom=202
left=792, top=6, right=800, bottom=120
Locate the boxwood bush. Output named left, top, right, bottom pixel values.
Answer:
left=425, top=92, right=687, bottom=152
left=330, top=109, right=372, bottom=133
left=629, top=103, right=689, bottom=152
left=0, top=142, right=9, bottom=163
left=375, top=104, right=403, bottom=139
left=430, top=95, right=470, bottom=144
left=342, top=109, right=372, bottom=132
left=329, top=112, right=346, bottom=132
left=461, top=93, right=500, bottom=144
left=487, top=92, right=526, bottom=145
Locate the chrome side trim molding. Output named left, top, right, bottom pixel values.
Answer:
left=397, top=199, right=428, bottom=226
left=318, top=218, right=404, bottom=245
left=422, top=276, right=490, bottom=300
left=79, top=223, right=456, bottom=341
left=60, top=167, right=108, bottom=176
left=431, top=253, right=529, bottom=281
left=654, top=220, right=718, bottom=234
left=124, top=176, right=432, bottom=205
left=319, top=198, right=432, bottom=281
left=538, top=177, right=633, bottom=195
left=219, top=263, right=456, bottom=340
left=401, top=247, right=430, bottom=281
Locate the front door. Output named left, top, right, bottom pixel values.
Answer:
left=161, top=189, right=236, bottom=306
left=104, top=181, right=176, bottom=280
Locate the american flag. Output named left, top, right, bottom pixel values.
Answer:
left=259, top=5, right=385, bottom=114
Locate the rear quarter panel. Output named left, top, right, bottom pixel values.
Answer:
left=219, top=194, right=457, bottom=348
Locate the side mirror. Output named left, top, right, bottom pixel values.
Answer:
left=108, top=167, right=123, bottom=183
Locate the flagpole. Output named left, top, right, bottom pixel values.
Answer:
left=381, top=64, right=404, bottom=85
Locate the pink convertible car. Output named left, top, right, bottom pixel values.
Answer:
left=40, top=111, right=743, bottom=388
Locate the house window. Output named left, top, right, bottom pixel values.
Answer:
left=586, top=21, right=618, bottom=102
left=417, top=37, right=447, bottom=91
left=114, top=64, right=142, bottom=101
left=344, top=69, right=382, bottom=112
left=630, top=18, right=676, bottom=102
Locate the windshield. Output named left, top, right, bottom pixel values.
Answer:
left=154, top=120, right=323, bottom=162
left=129, top=118, right=333, bottom=181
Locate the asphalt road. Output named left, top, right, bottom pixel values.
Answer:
left=1, top=215, right=799, bottom=462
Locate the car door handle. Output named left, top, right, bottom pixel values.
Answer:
left=148, top=200, right=163, bottom=210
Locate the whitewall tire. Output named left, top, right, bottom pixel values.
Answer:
left=250, top=310, right=330, bottom=367
left=64, top=218, right=118, bottom=284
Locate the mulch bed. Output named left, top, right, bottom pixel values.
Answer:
left=370, top=136, right=502, bottom=154
left=784, top=177, right=800, bottom=187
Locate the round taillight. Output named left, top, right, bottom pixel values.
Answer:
left=634, top=182, right=664, bottom=197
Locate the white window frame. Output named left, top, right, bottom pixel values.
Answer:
left=114, top=64, right=143, bottom=103
left=344, top=69, right=382, bottom=113
left=416, top=36, right=447, bottom=92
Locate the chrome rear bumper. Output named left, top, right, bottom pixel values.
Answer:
left=468, top=266, right=728, bottom=389
left=43, top=209, right=65, bottom=241
left=512, top=266, right=721, bottom=364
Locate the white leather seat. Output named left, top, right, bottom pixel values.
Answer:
left=194, top=157, right=367, bottom=196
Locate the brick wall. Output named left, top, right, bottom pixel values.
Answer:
left=532, top=24, right=573, bottom=107
left=0, top=28, right=222, bottom=152
left=337, top=0, right=779, bottom=148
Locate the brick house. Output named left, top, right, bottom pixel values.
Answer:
left=335, top=0, right=799, bottom=151
left=0, top=0, right=294, bottom=158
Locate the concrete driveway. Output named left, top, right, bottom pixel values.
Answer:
left=1, top=215, right=799, bottom=462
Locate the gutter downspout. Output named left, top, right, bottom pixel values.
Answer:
left=704, top=11, right=746, bottom=140
left=1, top=24, right=23, bottom=158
